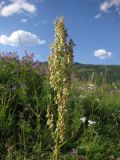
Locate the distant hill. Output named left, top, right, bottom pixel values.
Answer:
left=41, top=62, right=120, bottom=83
left=72, top=62, right=120, bottom=83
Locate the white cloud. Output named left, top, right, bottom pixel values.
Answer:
left=0, top=0, right=36, bottom=17
left=21, top=18, right=28, bottom=23
left=100, top=0, right=120, bottom=15
left=94, top=49, right=112, bottom=59
left=0, top=30, right=46, bottom=46
left=94, top=13, right=102, bottom=19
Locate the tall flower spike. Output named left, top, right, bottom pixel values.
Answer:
left=47, top=17, right=74, bottom=160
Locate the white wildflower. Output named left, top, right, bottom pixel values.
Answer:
left=80, top=117, right=86, bottom=123
left=88, top=84, right=96, bottom=90
left=88, top=120, right=96, bottom=126
left=79, top=86, right=85, bottom=91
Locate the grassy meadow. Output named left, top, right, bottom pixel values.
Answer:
left=0, top=52, right=120, bottom=160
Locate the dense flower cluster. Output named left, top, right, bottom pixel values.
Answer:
left=47, top=17, right=74, bottom=156
left=0, top=52, right=19, bottom=62
left=48, top=17, right=74, bottom=141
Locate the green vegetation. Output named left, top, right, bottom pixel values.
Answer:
left=41, top=62, right=120, bottom=84
left=72, top=63, right=120, bottom=83
left=0, top=17, right=120, bottom=160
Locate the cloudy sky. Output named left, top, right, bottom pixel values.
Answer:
left=0, top=0, right=120, bottom=64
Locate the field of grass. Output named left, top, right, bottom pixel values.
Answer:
left=0, top=52, right=120, bottom=160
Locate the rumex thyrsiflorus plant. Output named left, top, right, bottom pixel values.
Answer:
left=47, top=17, right=74, bottom=160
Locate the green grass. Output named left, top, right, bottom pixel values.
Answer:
left=0, top=53, right=120, bottom=159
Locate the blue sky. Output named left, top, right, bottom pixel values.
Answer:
left=0, top=0, right=120, bottom=64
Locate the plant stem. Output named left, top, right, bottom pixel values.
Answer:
left=53, top=133, right=60, bottom=160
